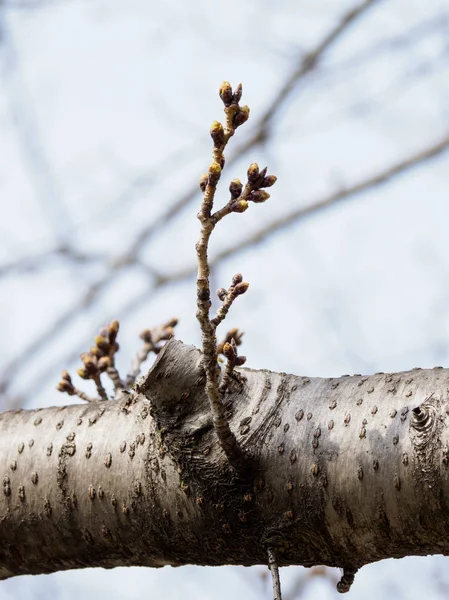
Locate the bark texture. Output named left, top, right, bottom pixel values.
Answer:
left=1, top=339, right=449, bottom=579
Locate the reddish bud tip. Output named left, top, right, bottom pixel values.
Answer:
left=234, top=282, right=249, bottom=295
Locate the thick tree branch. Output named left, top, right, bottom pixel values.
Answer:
left=1, top=340, right=449, bottom=581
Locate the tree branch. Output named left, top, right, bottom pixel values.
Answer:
left=1, top=339, right=449, bottom=583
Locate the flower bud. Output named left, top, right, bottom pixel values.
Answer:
left=140, top=329, right=153, bottom=343
left=232, top=83, right=243, bottom=104
left=249, top=190, right=270, bottom=203
left=199, top=173, right=208, bottom=192
left=229, top=178, right=243, bottom=200
left=232, top=273, right=243, bottom=286
left=230, top=199, right=248, bottom=213
left=97, top=356, right=111, bottom=372
left=210, top=121, right=225, bottom=147
left=108, top=320, right=119, bottom=342
left=61, top=370, right=71, bottom=382
left=235, top=355, right=247, bottom=366
left=217, top=288, right=228, bottom=301
left=77, top=367, right=89, bottom=380
left=234, top=282, right=249, bottom=295
left=219, top=81, right=233, bottom=107
left=223, top=342, right=236, bottom=360
left=262, top=174, right=277, bottom=188
left=208, top=161, right=222, bottom=186
left=233, top=105, right=250, bottom=127
left=247, top=162, right=260, bottom=184
left=95, top=336, right=110, bottom=352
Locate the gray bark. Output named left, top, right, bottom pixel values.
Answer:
left=1, top=339, right=448, bottom=580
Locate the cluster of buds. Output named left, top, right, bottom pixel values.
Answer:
left=219, top=334, right=247, bottom=394
left=216, top=273, right=249, bottom=302
left=139, top=318, right=178, bottom=350
left=218, top=81, right=249, bottom=129
left=199, top=82, right=251, bottom=199
left=56, top=320, right=122, bottom=402
left=126, top=318, right=178, bottom=386
left=229, top=163, right=277, bottom=214
left=212, top=274, right=249, bottom=329
left=56, top=370, right=76, bottom=396
left=78, top=320, right=120, bottom=382
left=217, top=327, right=244, bottom=356
left=222, top=338, right=246, bottom=368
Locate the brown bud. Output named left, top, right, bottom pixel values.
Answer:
left=199, top=173, right=208, bottom=193
left=249, top=190, right=270, bottom=203
left=57, top=381, right=74, bottom=395
left=108, top=320, right=119, bottom=342
left=235, top=356, right=247, bottom=366
left=219, top=155, right=225, bottom=169
left=232, top=273, right=243, bottom=286
left=217, top=288, right=227, bottom=301
left=210, top=121, right=225, bottom=147
left=217, top=342, right=224, bottom=355
left=226, top=327, right=242, bottom=344
left=90, top=346, right=103, bottom=358
left=232, top=83, right=243, bottom=104
left=80, top=353, right=96, bottom=370
left=140, top=329, right=153, bottom=344
left=165, top=318, right=178, bottom=328
left=234, top=282, right=249, bottom=295
left=208, top=162, right=222, bottom=187
left=261, top=174, right=277, bottom=188
left=229, top=178, right=243, bottom=200
left=247, top=162, right=260, bottom=184
left=159, top=327, right=174, bottom=341
left=219, top=81, right=233, bottom=107
left=97, top=356, right=111, bottom=372
left=94, top=336, right=110, bottom=353
left=77, top=367, right=89, bottom=380
left=233, top=105, right=250, bottom=128
left=61, top=370, right=72, bottom=382
left=230, top=199, right=248, bottom=213
left=223, top=342, right=236, bottom=360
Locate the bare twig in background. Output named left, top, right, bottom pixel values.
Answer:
left=0, top=0, right=377, bottom=280
left=0, top=246, right=107, bottom=277
left=126, top=318, right=177, bottom=386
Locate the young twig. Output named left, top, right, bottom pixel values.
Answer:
left=219, top=337, right=246, bottom=394
left=212, top=274, right=249, bottom=328
left=57, top=317, right=178, bottom=403
left=196, top=82, right=276, bottom=469
left=267, top=548, right=283, bottom=600
left=126, top=318, right=177, bottom=386
left=56, top=371, right=98, bottom=403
